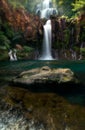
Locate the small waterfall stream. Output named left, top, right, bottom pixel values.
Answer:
left=8, top=49, right=17, bottom=61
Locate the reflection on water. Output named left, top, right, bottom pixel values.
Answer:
left=0, top=60, right=85, bottom=105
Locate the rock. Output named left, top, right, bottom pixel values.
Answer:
left=15, top=44, right=23, bottom=50
left=12, top=66, right=78, bottom=86
left=0, top=0, right=43, bottom=42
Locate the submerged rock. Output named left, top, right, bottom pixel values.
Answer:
left=12, top=66, right=78, bottom=86
left=0, top=85, right=85, bottom=130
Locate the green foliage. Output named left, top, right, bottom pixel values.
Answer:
left=73, top=46, right=80, bottom=52
left=2, top=23, right=14, bottom=39
left=57, top=0, right=75, bottom=17
left=25, top=0, right=40, bottom=12
left=23, top=46, right=34, bottom=52
left=80, top=48, right=85, bottom=56
left=72, top=0, right=85, bottom=13
left=0, top=48, right=8, bottom=61
left=80, top=48, right=85, bottom=59
left=12, top=32, right=23, bottom=42
left=0, top=21, right=15, bottom=50
left=8, top=0, right=25, bottom=9
left=0, top=31, right=10, bottom=49
left=17, top=45, right=34, bottom=59
left=0, top=20, right=25, bottom=50
left=8, top=0, right=40, bottom=12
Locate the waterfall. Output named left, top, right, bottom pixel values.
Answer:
left=39, top=19, right=53, bottom=60
left=37, top=0, right=58, bottom=60
left=41, top=0, right=51, bottom=18
left=8, top=49, right=17, bottom=61
left=40, top=0, right=58, bottom=19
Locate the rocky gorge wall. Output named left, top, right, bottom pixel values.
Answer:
left=0, top=0, right=43, bottom=42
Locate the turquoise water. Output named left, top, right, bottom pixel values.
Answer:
left=0, top=60, right=85, bottom=72
left=0, top=60, right=85, bottom=105
left=0, top=60, right=85, bottom=82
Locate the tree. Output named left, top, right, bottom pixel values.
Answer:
left=72, top=0, right=85, bottom=12
left=56, top=0, right=75, bottom=17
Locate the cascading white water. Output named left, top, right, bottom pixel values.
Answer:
left=8, top=49, right=17, bottom=61
left=40, top=0, right=57, bottom=19
left=39, top=19, right=53, bottom=60
left=41, top=0, right=51, bottom=18
left=38, top=0, right=58, bottom=60
left=42, top=0, right=50, bottom=8
left=36, top=0, right=58, bottom=18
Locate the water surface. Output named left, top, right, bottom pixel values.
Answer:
left=0, top=60, right=85, bottom=105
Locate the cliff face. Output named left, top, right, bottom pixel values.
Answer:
left=51, top=14, right=85, bottom=46
left=0, top=0, right=43, bottom=41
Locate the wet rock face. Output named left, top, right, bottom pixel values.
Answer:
left=12, top=66, right=78, bottom=86
left=0, top=0, right=43, bottom=42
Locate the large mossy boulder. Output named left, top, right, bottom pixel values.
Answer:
left=12, top=66, right=78, bottom=87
